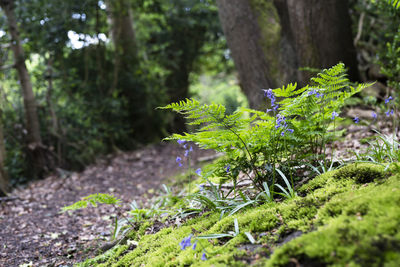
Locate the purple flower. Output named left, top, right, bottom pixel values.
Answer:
left=192, top=241, right=197, bottom=250
left=176, top=156, right=183, bottom=167
left=195, top=168, right=202, bottom=176
left=386, top=109, right=394, bottom=117
left=354, top=117, right=359, bottom=124
left=177, top=140, right=185, bottom=145
left=201, top=252, right=207, bottom=261
left=385, top=96, right=393, bottom=104
left=184, top=146, right=193, bottom=157
left=308, top=89, right=317, bottom=96
left=275, top=114, right=287, bottom=129
left=331, top=111, right=339, bottom=120
left=225, top=164, right=231, bottom=173
left=262, top=89, right=278, bottom=111
left=287, top=129, right=294, bottom=134
left=198, top=184, right=204, bottom=191
left=315, top=92, right=323, bottom=98
left=179, top=235, right=192, bottom=250
left=372, top=112, right=377, bottom=119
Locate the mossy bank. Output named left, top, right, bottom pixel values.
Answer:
left=77, top=163, right=400, bottom=266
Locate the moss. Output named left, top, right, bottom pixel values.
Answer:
left=333, top=163, right=385, bottom=183
left=77, top=245, right=129, bottom=267
left=79, top=164, right=400, bottom=266
left=267, top=173, right=400, bottom=266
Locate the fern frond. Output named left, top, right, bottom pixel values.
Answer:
left=61, top=193, right=121, bottom=212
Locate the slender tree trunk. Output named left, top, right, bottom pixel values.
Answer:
left=1, top=0, right=48, bottom=176
left=0, top=108, right=9, bottom=196
left=105, top=0, right=138, bottom=93
left=46, top=56, right=61, bottom=165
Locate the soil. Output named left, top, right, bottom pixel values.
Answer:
left=0, top=142, right=214, bottom=267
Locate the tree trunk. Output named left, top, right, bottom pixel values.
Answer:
left=0, top=108, right=9, bottom=196
left=105, top=0, right=138, bottom=93
left=216, top=0, right=281, bottom=109
left=0, top=0, right=48, bottom=176
left=274, top=0, right=359, bottom=85
left=217, top=0, right=359, bottom=109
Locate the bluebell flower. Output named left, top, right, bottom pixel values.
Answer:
left=225, top=164, right=231, bottom=173
left=184, top=146, right=193, bottom=157
left=385, top=96, right=393, bottom=104
left=331, top=111, right=339, bottom=120
left=372, top=112, right=377, bottom=119
left=287, top=129, right=294, bottom=134
left=176, top=156, right=183, bottom=167
left=262, top=89, right=278, bottom=111
left=281, top=131, right=285, bottom=136
left=275, top=114, right=286, bottom=129
left=308, top=89, right=317, bottom=96
left=179, top=235, right=192, bottom=250
left=201, top=252, right=207, bottom=261
left=354, top=117, right=359, bottom=124
left=192, top=241, right=197, bottom=250
left=315, top=92, right=323, bottom=98
left=177, top=140, right=185, bottom=145
left=386, top=109, right=394, bottom=117
left=195, top=168, right=202, bottom=176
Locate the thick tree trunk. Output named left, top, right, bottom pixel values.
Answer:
left=0, top=108, right=9, bottom=196
left=1, top=0, right=48, bottom=176
left=217, top=0, right=359, bottom=109
left=274, top=0, right=359, bottom=85
left=216, top=0, right=279, bottom=109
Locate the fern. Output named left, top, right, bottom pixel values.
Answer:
left=61, top=193, right=121, bottom=212
left=387, top=0, right=400, bottom=8
left=162, top=64, right=371, bottom=192
left=371, top=0, right=400, bottom=8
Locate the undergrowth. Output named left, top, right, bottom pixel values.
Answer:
left=61, top=63, right=400, bottom=266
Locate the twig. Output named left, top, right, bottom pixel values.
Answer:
left=354, top=12, right=365, bottom=46
left=0, top=196, right=19, bottom=202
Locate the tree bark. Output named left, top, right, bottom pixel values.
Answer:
left=0, top=0, right=48, bottom=176
left=216, top=0, right=279, bottom=109
left=0, top=108, right=9, bottom=196
left=105, top=0, right=138, bottom=93
left=274, top=0, right=359, bottom=85
left=217, top=0, right=359, bottom=109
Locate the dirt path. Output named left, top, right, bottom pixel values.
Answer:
left=0, top=143, right=213, bottom=267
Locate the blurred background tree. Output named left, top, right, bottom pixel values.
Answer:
left=0, top=0, right=398, bottom=192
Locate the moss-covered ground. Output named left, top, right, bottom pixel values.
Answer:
left=77, top=163, right=400, bottom=266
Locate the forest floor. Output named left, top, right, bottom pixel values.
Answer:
left=0, top=143, right=214, bottom=267
left=0, top=107, right=393, bottom=267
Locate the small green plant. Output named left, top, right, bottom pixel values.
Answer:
left=356, top=130, right=400, bottom=168
left=179, top=218, right=256, bottom=261
left=274, top=168, right=296, bottom=199
left=162, top=63, right=370, bottom=198
left=61, top=193, right=121, bottom=212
